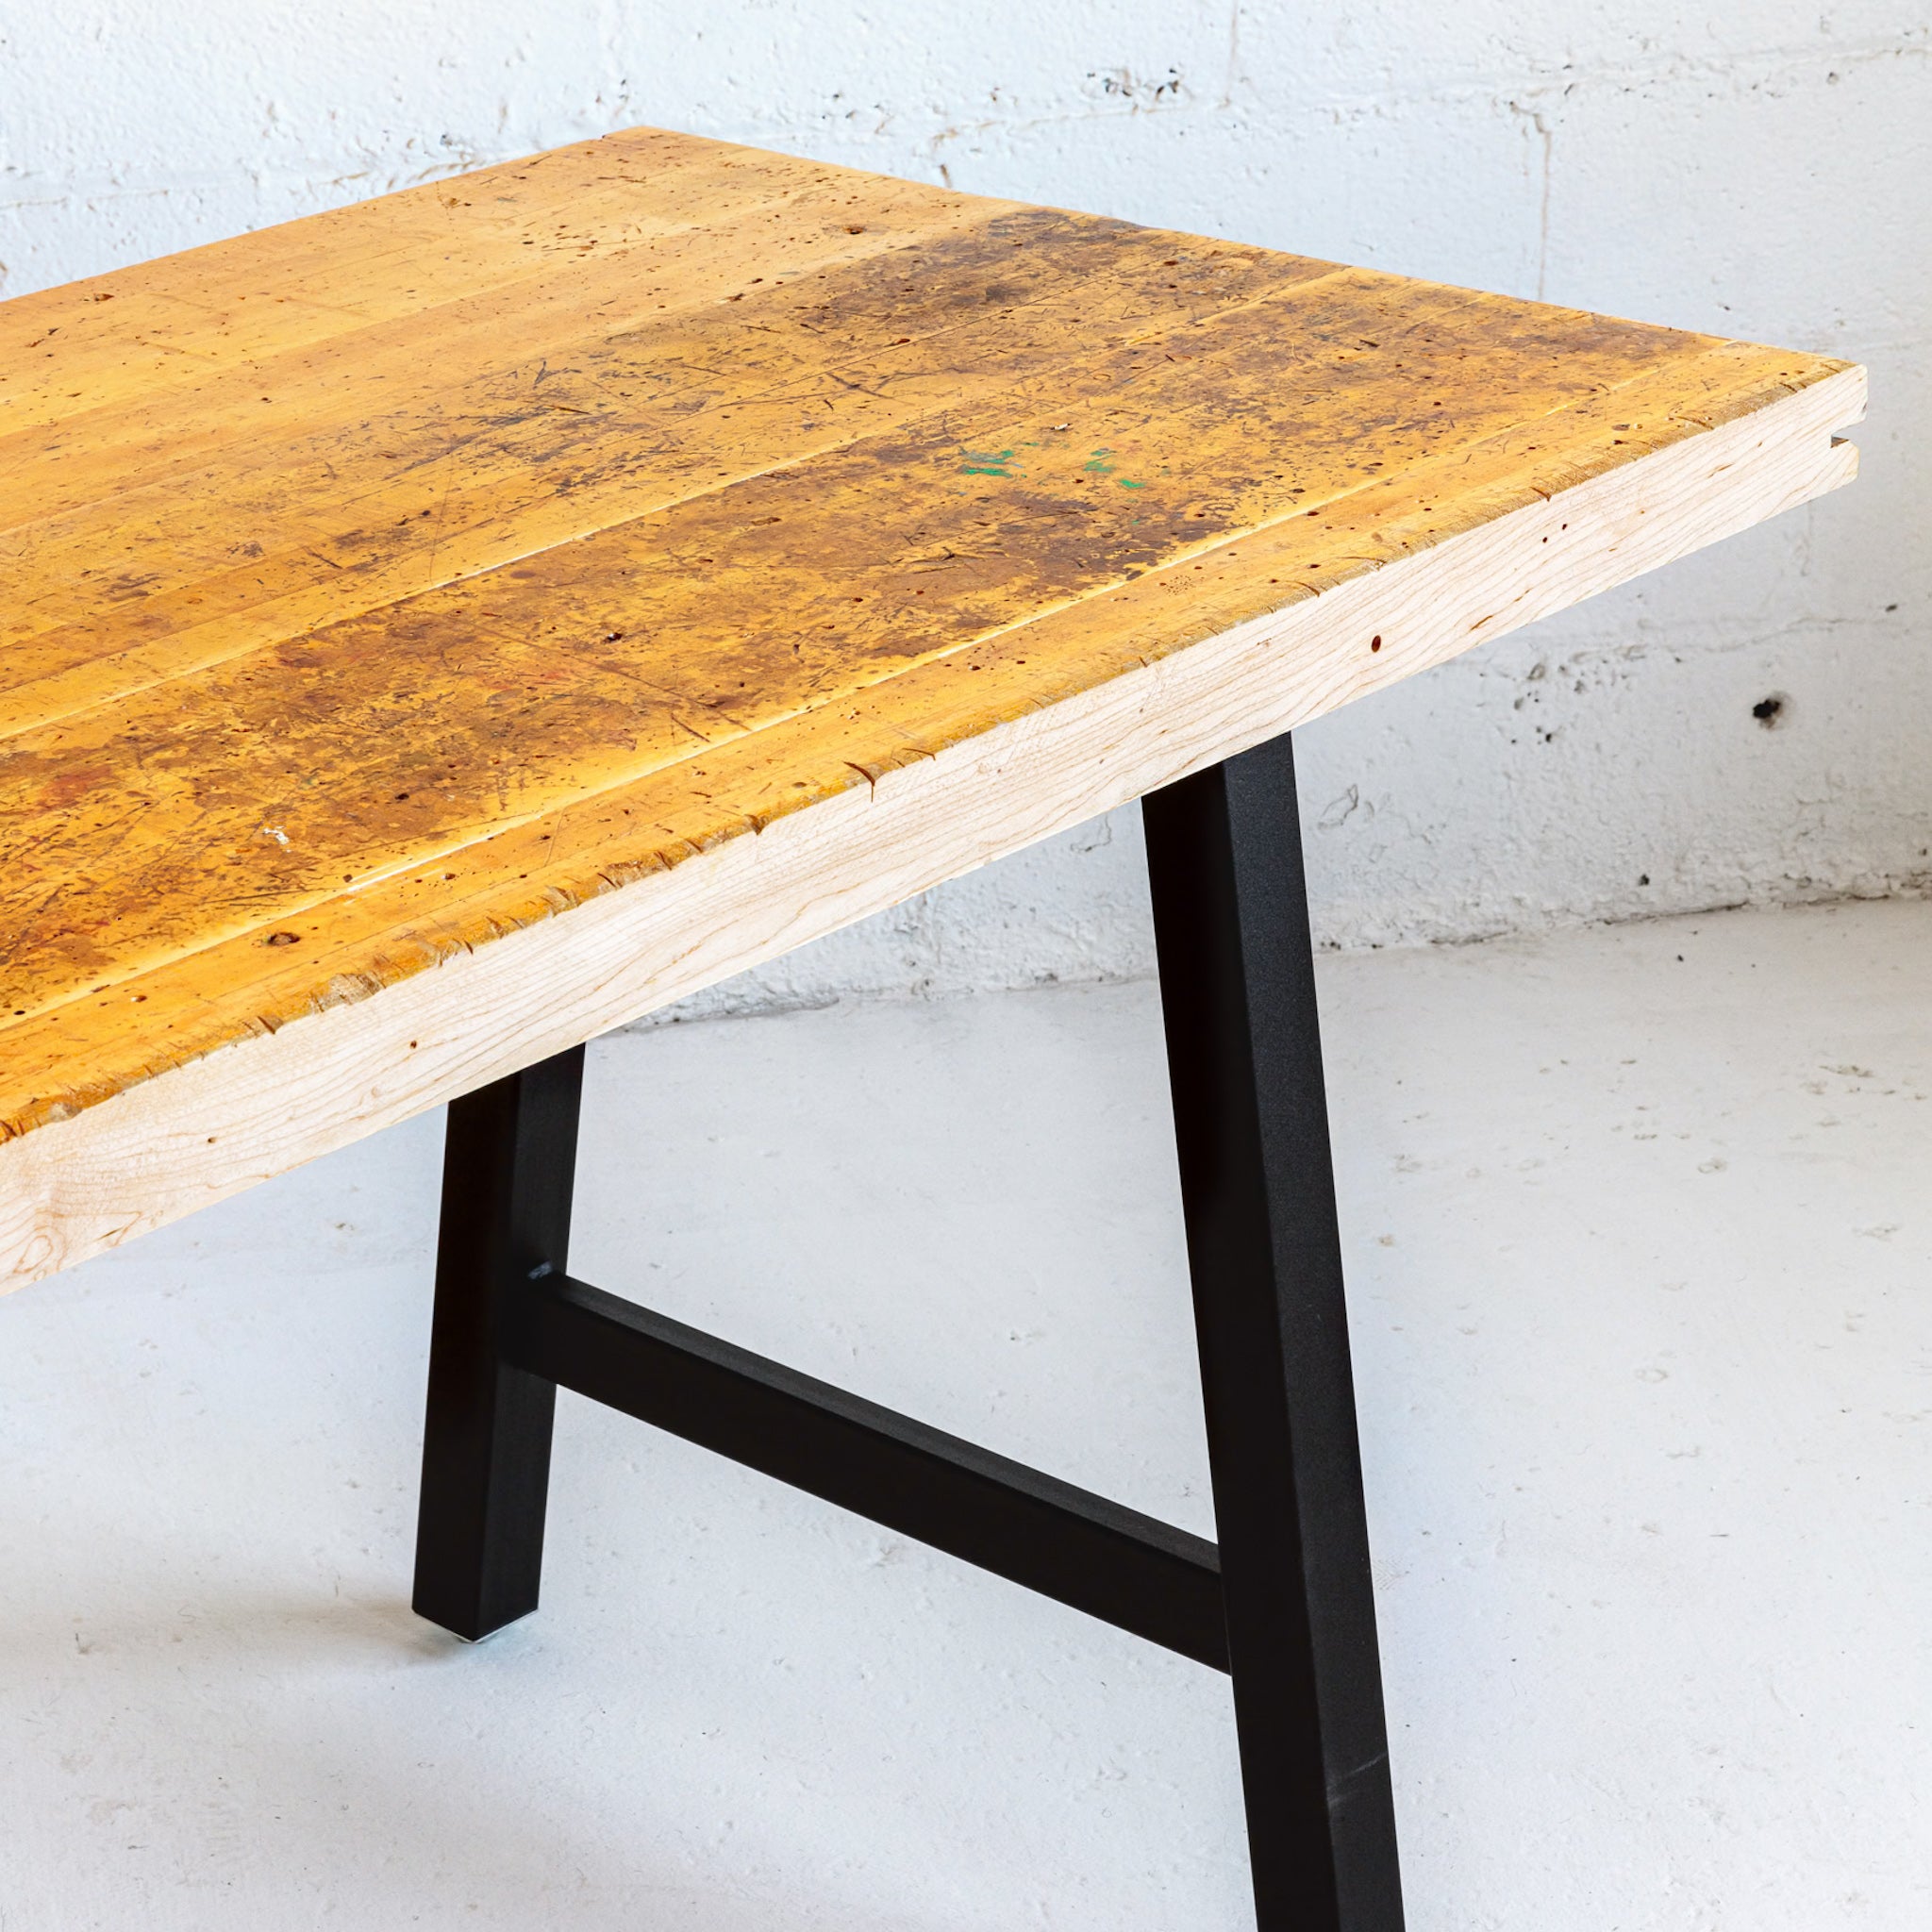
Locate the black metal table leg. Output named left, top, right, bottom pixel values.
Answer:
left=407, top=730, right=1401, bottom=1929
left=1142, top=732, right=1405, bottom=1931
left=412, top=1044, right=583, bottom=1640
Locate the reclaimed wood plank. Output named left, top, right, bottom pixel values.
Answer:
left=0, top=125, right=1863, bottom=1285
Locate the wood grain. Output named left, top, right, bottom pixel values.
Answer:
left=0, top=124, right=1863, bottom=1286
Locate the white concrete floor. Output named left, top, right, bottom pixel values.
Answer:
left=2, top=897, right=1928, bottom=1929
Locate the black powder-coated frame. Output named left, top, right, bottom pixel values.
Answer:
left=411, top=728, right=1404, bottom=1930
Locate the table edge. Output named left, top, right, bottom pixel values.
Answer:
left=0, top=363, right=1865, bottom=1287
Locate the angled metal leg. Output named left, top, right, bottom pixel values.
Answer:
left=1142, top=732, right=1405, bottom=1931
left=406, top=730, right=1400, bottom=1929
left=411, top=1045, right=583, bottom=1640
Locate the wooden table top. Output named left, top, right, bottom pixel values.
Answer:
left=0, top=125, right=1861, bottom=1285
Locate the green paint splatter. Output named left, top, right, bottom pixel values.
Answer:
left=959, top=446, right=1018, bottom=476
left=1118, top=478, right=1145, bottom=489
left=1082, top=448, right=1114, bottom=475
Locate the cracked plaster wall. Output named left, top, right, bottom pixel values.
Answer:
left=3, top=5, right=1924, bottom=1011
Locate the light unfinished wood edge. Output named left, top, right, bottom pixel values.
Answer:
left=0, top=363, right=1865, bottom=1289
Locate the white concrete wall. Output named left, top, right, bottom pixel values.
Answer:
left=5, top=6, right=1925, bottom=1001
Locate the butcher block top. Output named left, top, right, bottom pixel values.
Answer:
left=0, top=125, right=1862, bottom=1283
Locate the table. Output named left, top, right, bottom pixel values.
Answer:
left=0, top=125, right=1862, bottom=1927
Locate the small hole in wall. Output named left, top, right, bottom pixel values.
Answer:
left=1752, top=694, right=1788, bottom=728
